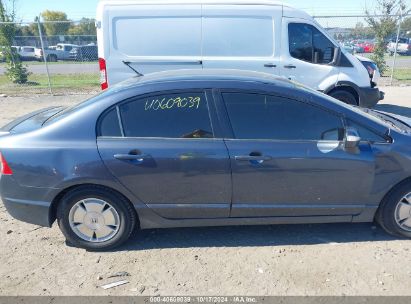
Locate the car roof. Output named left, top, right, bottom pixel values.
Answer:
left=99, top=0, right=290, bottom=8
left=114, top=69, right=296, bottom=90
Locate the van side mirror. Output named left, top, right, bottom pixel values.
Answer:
left=344, top=127, right=361, bottom=149
left=330, top=47, right=341, bottom=66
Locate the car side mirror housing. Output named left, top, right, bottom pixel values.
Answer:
left=330, top=47, right=341, bottom=66
left=344, top=127, right=361, bottom=149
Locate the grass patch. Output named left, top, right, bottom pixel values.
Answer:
left=384, top=54, right=411, bottom=61
left=0, top=73, right=99, bottom=95
left=0, top=60, right=98, bottom=66
left=393, top=68, right=411, bottom=81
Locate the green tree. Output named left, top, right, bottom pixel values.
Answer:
left=401, top=16, right=411, bottom=37
left=41, top=10, right=71, bottom=36
left=68, top=18, right=96, bottom=36
left=351, top=22, right=374, bottom=39
left=27, top=16, right=45, bottom=36
left=0, top=0, right=29, bottom=84
left=365, top=0, right=409, bottom=74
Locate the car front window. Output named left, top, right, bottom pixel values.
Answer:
left=222, top=92, right=344, bottom=141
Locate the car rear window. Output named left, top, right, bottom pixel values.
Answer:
left=99, top=108, right=122, bottom=137
left=116, top=92, right=213, bottom=138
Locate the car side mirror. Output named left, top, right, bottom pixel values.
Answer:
left=330, top=47, right=341, bottom=66
left=344, top=127, right=361, bottom=149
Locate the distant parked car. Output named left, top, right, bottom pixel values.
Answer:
left=387, top=38, right=411, bottom=56
left=353, top=44, right=365, bottom=54
left=358, top=42, right=375, bottom=53
left=69, top=45, right=98, bottom=61
left=34, top=43, right=78, bottom=62
left=18, top=46, right=37, bottom=61
left=341, top=43, right=354, bottom=54
left=341, top=43, right=364, bottom=54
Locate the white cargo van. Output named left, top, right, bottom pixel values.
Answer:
left=96, top=0, right=384, bottom=107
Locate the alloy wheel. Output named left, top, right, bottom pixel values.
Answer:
left=68, top=198, right=120, bottom=242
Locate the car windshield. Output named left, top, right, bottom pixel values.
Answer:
left=358, top=108, right=411, bottom=134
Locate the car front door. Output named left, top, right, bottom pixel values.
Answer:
left=219, top=91, right=376, bottom=218
left=97, top=90, right=232, bottom=219
left=280, top=19, right=339, bottom=89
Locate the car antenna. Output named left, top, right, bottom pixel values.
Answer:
left=122, top=61, right=144, bottom=77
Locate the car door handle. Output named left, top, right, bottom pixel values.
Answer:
left=284, top=64, right=297, bottom=69
left=235, top=155, right=272, bottom=162
left=264, top=63, right=277, bottom=68
left=114, top=153, right=149, bottom=161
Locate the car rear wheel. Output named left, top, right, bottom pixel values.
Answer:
left=376, top=182, right=411, bottom=238
left=329, top=89, right=358, bottom=105
left=57, top=186, right=137, bottom=250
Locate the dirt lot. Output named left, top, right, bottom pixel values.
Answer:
left=0, top=87, right=411, bottom=296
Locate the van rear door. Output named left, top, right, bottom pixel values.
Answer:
left=201, top=5, right=281, bottom=76
left=105, top=4, right=202, bottom=86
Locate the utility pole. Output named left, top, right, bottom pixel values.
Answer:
left=37, top=14, right=53, bottom=94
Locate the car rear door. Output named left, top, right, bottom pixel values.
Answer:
left=201, top=5, right=281, bottom=76
left=97, top=90, right=232, bottom=219
left=217, top=90, right=376, bottom=218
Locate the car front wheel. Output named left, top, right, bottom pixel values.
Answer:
left=377, top=182, right=411, bottom=238
left=57, top=186, right=137, bottom=250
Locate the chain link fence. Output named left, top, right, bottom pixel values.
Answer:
left=315, top=14, right=411, bottom=86
left=0, top=15, right=410, bottom=96
left=0, top=19, right=100, bottom=95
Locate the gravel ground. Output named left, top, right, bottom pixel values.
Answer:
left=0, top=87, right=411, bottom=296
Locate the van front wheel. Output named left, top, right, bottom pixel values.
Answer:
left=329, top=89, right=358, bottom=105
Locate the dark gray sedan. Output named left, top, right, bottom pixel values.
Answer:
left=1, top=69, right=411, bottom=250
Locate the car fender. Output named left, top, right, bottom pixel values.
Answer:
left=323, top=80, right=361, bottom=97
left=317, top=73, right=339, bottom=92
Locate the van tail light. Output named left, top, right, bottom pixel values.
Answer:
left=99, top=58, right=108, bottom=90
left=0, top=152, right=13, bottom=175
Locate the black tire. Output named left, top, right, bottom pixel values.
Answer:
left=56, top=186, right=137, bottom=251
left=47, top=54, right=57, bottom=62
left=376, top=181, right=411, bottom=238
left=329, top=89, right=358, bottom=105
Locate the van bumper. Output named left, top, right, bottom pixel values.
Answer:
left=358, top=87, right=384, bottom=108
